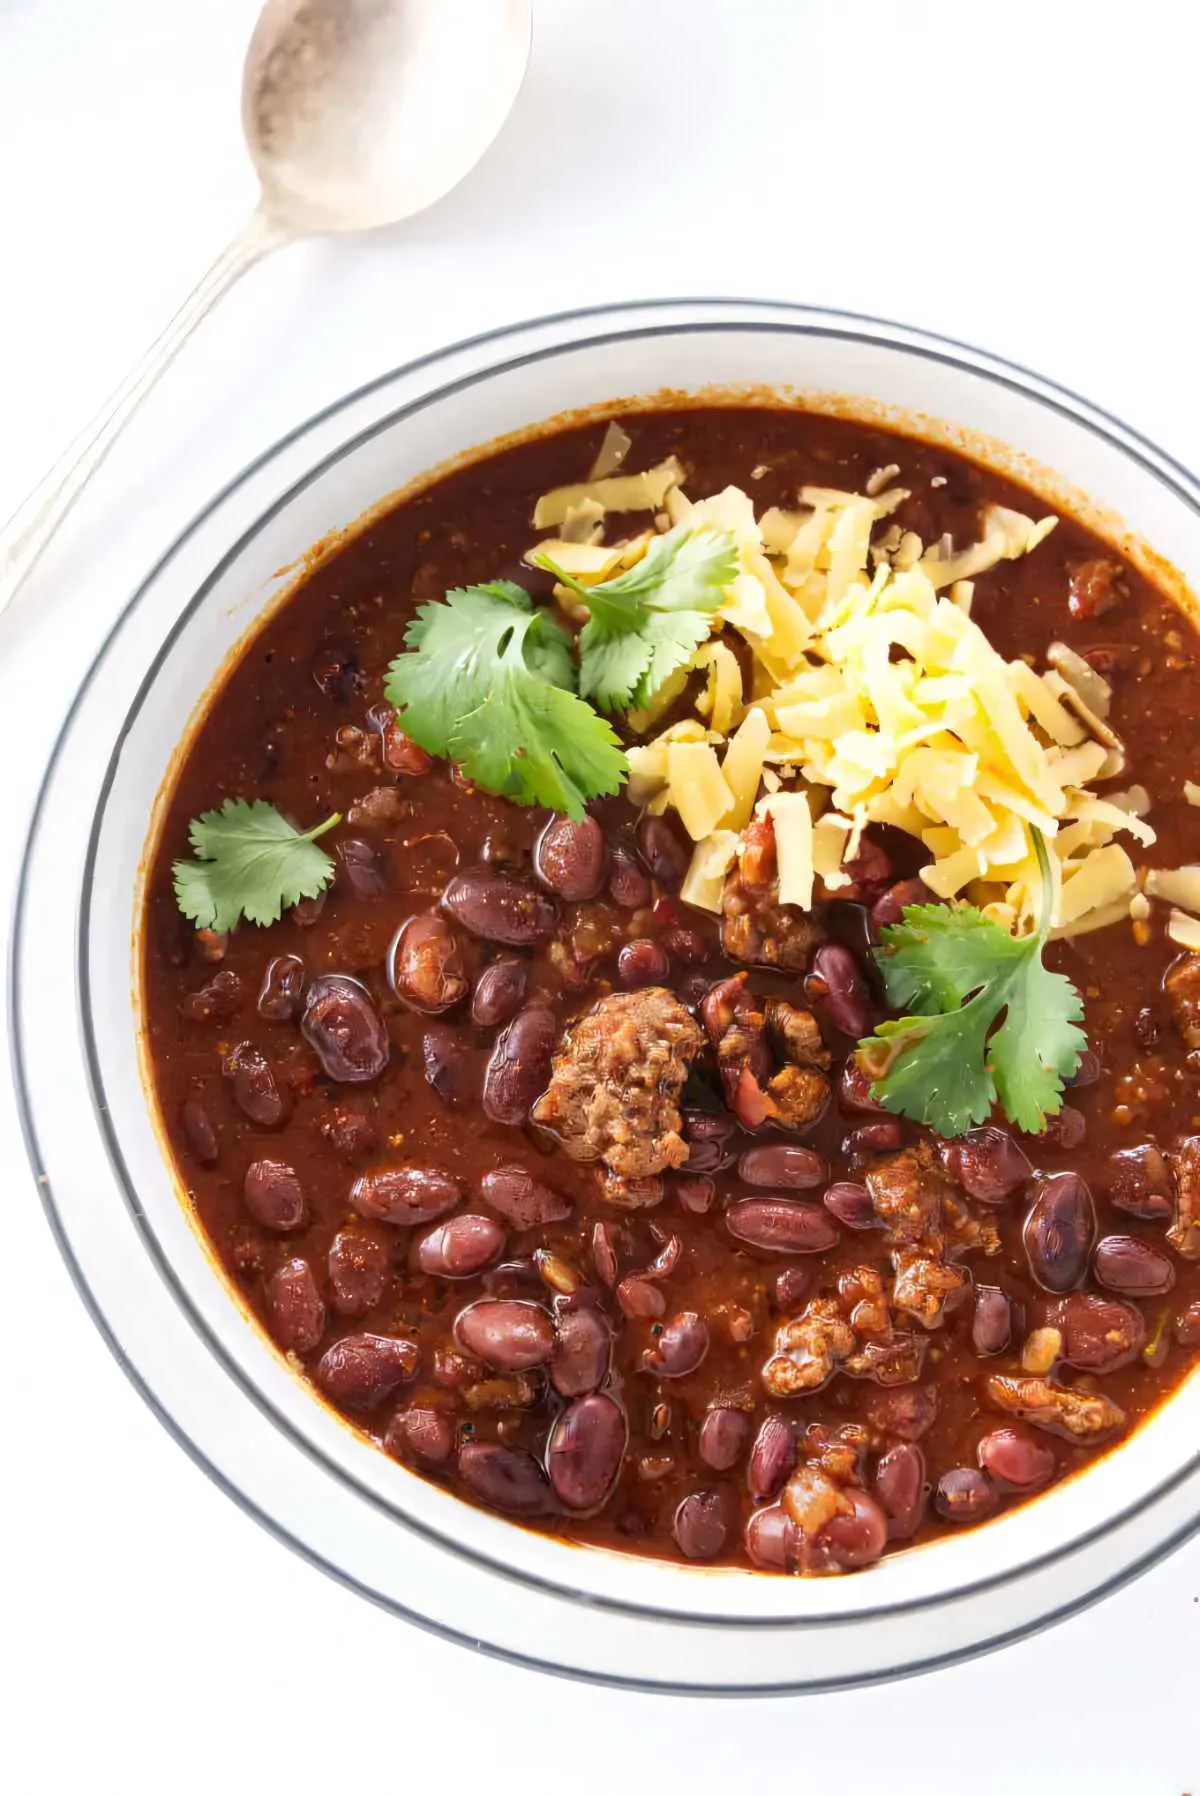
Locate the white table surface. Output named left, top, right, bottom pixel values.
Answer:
left=2, top=1, right=1197, bottom=1789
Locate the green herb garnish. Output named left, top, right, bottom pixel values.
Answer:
left=861, top=829, right=1087, bottom=1136
left=172, top=799, right=340, bottom=933
left=383, top=580, right=626, bottom=821
left=533, top=524, right=739, bottom=712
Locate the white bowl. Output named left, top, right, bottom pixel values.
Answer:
left=12, top=299, right=1200, bottom=1691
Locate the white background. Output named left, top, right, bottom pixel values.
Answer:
left=2, top=1, right=1198, bottom=1789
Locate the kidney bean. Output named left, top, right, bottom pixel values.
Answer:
left=264, top=1258, right=326, bottom=1353
left=1051, top=1292, right=1146, bottom=1371
left=301, top=975, right=389, bottom=1082
left=550, top=1305, right=612, bottom=1397
left=180, top=967, right=242, bottom=1023
left=321, top=1110, right=379, bottom=1165
left=327, top=1229, right=388, bottom=1316
left=483, top=1006, right=558, bottom=1125
left=242, top=1158, right=305, bottom=1231
left=697, top=1407, right=751, bottom=1472
left=1105, top=1144, right=1174, bottom=1220
left=481, top=1164, right=572, bottom=1229
left=454, top=1299, right=555, bottom=1370
left=616, top=1276, right=666, bottom=1320
left=748, top=1413, right=796, bottom=1501
left=421, top=1024, right=476, bottom=1108
left=978, top=1427, right=1055, bottom=1488
left=1069, top=1048, right=1102, bottom=1088
left=223, top=1042, right=288, bottom=1127
left=617, top=938, right=671, bottom=989
left=635, top=814, right=690, bottom=891
left=1023, top=1104, right=1086, bottom=1152
left=387, top=914, right=468, bottom=1014
left=367, top=702, right=433, bottom=776
left=413, top=1214, right=506, bottom=1279
left=181, top=1094, right=219, bottom=1167
left=607, top=844, right=651, bottom=910
left=839, top=1057, right=886, bottom=1114
left=673, top=1174, right=716, bottom=1213
left=744, top=1503, right=797, bottom=1571
left=806, top=943, right=872, bottom=1039
left=1094, top=1234, right=1176, bottom=1297
left=683, top=1111, right=737, bottom=1171
left=726, top=1198, right=839, bottom=1255
left=471, top=957, right=528, bottom=1028
left=351, top=1162, right=462, bottom=1226
left=290, top=891, right=327, bottom=927
left=869, top=877, right=933, bottom=931
left=257, top=954, right=305, bottom=1021
left=316, top=1332, right=418, bottom=1407
left=774, top=1264, right=816, bottom=1309
left=972, top=1285, right=1013, bottom=1356
left=337, top=836, right=388, bottom=899
left=665, top=924, right=713, bottom=965
left=643, top=1312, right=710, bottom=1378
left=386, top=1406, right=455, bottom=1465
left=459, top=1442, right=552, bottom=1515
left=822, top=1181, right=877, bottom=1229
left=1176, top=1299, right=1200, bottom=1347
left=590, top=1220, right=619, bottom=1286
left=737, top=1144, right=826, bottom=1189
left=862, top=1384, right=938, bottom=1441
left=823, top=1491, right=889, bottom=1568
left=1023, top=1172, right=1095, bottom=1292
left=935, top=1466, right=996, bottom=1523
left=442, top=867, right=558, bottom=946
left=875, top=1443, right=926, bottom=1539
left=546, top=1393, right=627, bottom=1510
left=533, top=815, right=607, bottom=901
left=844, top=1121, right=904, bottom=1159
left=941, top=1126, right=1031, bottom=1204
left=673, top=1488, right=732, bottom=1561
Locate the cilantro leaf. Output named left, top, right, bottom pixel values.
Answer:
left=384, top=582, right=626, bottom=821
left=532, top=524, right=739, bottom=712
left=861, top=829, right=1087, bottom=1136
left=172, top=799, right=340, bottom=933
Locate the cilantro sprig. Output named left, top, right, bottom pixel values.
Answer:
left=384, top=580, right=626, bottom=821
left=173, top=799, right=340, bottom=933
left=532, top=524, right=739, bottom=711
left=860, top=830, right=1087, bottom=1137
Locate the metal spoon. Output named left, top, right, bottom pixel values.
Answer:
left=0, top=0, right=532, bottom=627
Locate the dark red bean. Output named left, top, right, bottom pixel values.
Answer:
left=534, top=815, right=607, bottom=901
left=737, top=1144, right=826, bottom=1189
left=386, top=1406, right=455, bottom=1465
left=642, top=1312, right=710, bottom=1378
left=315, top=1332, right=418, bottom=1408
left=635, top=814, right=690, bottom=891
left=672, top=1174, right=716, bottom=1213
left=699, top=1407, right=752, bottom=1471
left=774, top=1264, right=816, bottom=1309
left=481, top=1164, right=572, bottom=1228
left=321, top=1110, right=379, bottom=1166
left=862, top=1384, right=938, bottom=1441
left=327, top=1229, right=389, bottom=1316
left=972, top=1284, right=1013, bottom=1356
left=839, top=1057, right=886, bottom=1114
left=256, top=954, right=305, bottom=1021
left=483, top=1006, right=558, bottom=1125
left=822, top=1181, right=876, bottom=1229
left=264, top=1258, right=326, bottom=1353
left=616, top=1276, right=666, bottom=1320
left=442, top=867, right=558, bottom=946
left=673, top=1488, right=732, bottom=1561
left=1176, top=1299, right=1200, bottom=1347
left=941, top=1126, right=1031, bottom=1204
left=1094, top=1234, right=1176, bottom=1297
left=470, top=957, right=528, bottom=1028
left=726, top=1198, right=839, bottom=1254
left=843, top=1120, right=904, bottom=1159
left=978, top=1427, right=1055, bottom=1488
left=821, top=1491, right=889, bottom=1568
left=607, top=844, right=652, bottom=909
left=1023, top=1172, right=1095, bottom=1292
left=935, top=1466, right=996, bottom=1522
left=243, top=1158, right=305, bottom=1231
left=870, top=877, right=933, bottom=931
left=1051, top=1292, right=1146, bottom=1371
left=550, top=1305, right=612, bottom=1397
left=664, top=924, right=713, bottom=965
left=414, top=1214, right=506, bottom=1279
left=875, top=1443, right=926, bottom=1539
left=454, top=1299, right=555, bottom=1370
left=1069, top=1048, right=1102, bottom=1088
left=223, top=1042, right=288, bottom=1127
left=367, top=703, right=433, bottom=776
left=744, top=1503, right=797, bottom=1571
left=337, top=836, right=389, bottom=899
left=806, top=942, right=872, bottom=1039
left=301, top=975, right=389, bottom=1082
left=459, top=1442, right=552, bottom=1515
left=180, top=967, right=242, bottom=1024
left=547, top=1393, right=627, bottom=1510
left=421, top=1023, right=476, bottom=1108
left=351, top=1162, right=462, bottom=1226
left=617, top=938, right=671, bottom=988
left=480, top=1259, right=543, bottom=1299
left=1105, top=1144, right=1174, bottom=1220
left=387, top=913, right=469, bottom=1014
left=682, top=1111, right=737, bottom=1171
left=1023, top=1104, right=1086, bottom=1152
left=290, top=891, right=327, bottom=927
left=748, top=1413, right=796, bottom=1501
left=181, top=1094, right=219, bottom=1167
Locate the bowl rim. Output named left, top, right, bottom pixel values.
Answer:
left=11, top=296, right=1200, bottom=1687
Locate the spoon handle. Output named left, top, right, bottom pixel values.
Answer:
left=0, top=208, right=288, bottom=632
